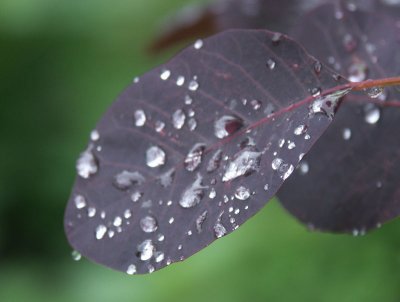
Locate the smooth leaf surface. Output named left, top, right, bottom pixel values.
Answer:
left=64, top=29, right=349, bottom=274
left=277, top=3, right=400, bottom=233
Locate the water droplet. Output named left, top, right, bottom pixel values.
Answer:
left=214, top=115, right=244, bottom=139
left=309, top=88, right=351, bottom=120
left=126, top=264, right=137, bottom=275
left=157, top=233, right=165, bottom=242
left=146, top=146, right=166, bottom=168
left=74, top=195, right=86, bottom=209
left=76, top=145, right=98, bottom=179
left=188, top=118, right=197, bottom=131
left=278, top=138, right=285, bottom=148
left=124, top=209, right=132, bottom=219
left=87, top=207, right=96, bottom=217
left=264, top=184, right=269, bottom=191
left=348, top=61, right=368, bottom=82
left=271, top=158, right=283, bottom=170
left=287, top=142, right=296, bottom=150
left=209, top=188, right=217, bottom=199
left=184, top=95, right=193, bottom=105
left=131, top=191, right=143, bottom=202
left=310, top=87, right=321, bottom=97
left=207, top=149, right=223, bottom=173
left=90, top=130, right=100, bottom=141
left=266, top=58, right=276, bottom=70
left=176, top=76, right=185, bottom=86
left=271, top=32, right=282, bottom=44
left=71, top=250, right=81, bottom=261
left=342, top=33, right=357, bottom=52
left=137, top=239, right=155, bottom=261
left=188, top=76, right=199, bottom=91
left=214, top=222, right=227, bottom=238
left=365, top=87, right=384, bottom=99
left=114, top=170, right=145, bottom=190
left=160, top=69, right=171, bottom=80
left=250, top=99, right=262, bottom=110
left=133, top=77, right=140, bottom=84
left=294, top=125, right=307, bottom=136
left=140, top=216, right=158, bottom=233
left=159, top=168, right=175, bottom=188
left=184, top=143, right=206, bottom=171
left=134, top=109, right=146, bottom=127
left=155, top=120, right=165, bottom=132
left=194, top=39, right=203, bottom=49
left=179, top=174, right=208, bottom=208
left=279, top=163, right=294, bottom=180
left=168, top=217, right=174, bottom=224
left=314, top=61, right=322, bottom=74
left=113, top=216, right=122, bottom=227
left=364, top=104, right=380, bottom=124
left=235, top=186, right=250, bottom=200
left=172, top=109, right=186, bottom=129
left=222, top=148, right=262, bottom=182
left=154, top=251, right=165, bottom=263
left=342, top=128, right=352, bottom=140
left=298, top=162, right=309, bottom=175
left=95, top=224, right=107, bottom=240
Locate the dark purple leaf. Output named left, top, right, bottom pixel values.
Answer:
left=277, top=3, right=400, bottom=234
left=64, top=29, right=349, bottom=274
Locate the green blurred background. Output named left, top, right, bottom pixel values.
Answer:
left=1, top=0, right=400, bottom=301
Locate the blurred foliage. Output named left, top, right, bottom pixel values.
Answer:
left=0, top=0, right=399, bottom=301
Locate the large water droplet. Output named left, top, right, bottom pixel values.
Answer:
left=137, top=239, right=155, bottom=261
left=95, top=224, right=107, bottom=240
left=207, top=149, right=223, bottom=173
left=172, top=109, right=186, bottom=129
left=179, top=174, right=208, bottom=208
left=76, top=145, right=98, bottom=179
left=214, top=115, right=244, bottom=139
left=134, top=110, right=146, bottom=127
left=196, top=210, right=208, bottom=233
left=214, top=222, right=227, bottom=238
left=140, top=216, right=158, bottom=233
left=309, top=88, right=351, bottom=120
left=364, top=104, right=380, bottom=124
left=114, top=170, right=145, bottom=190
left=222, top=148, right=262, bottom=182
left=146, top=146, right=166, bottom=168
left=234, top=186, right=251, bottom=200
left=74, top=195, right=87, bottom=209
left=184, top=143, right=206, bottom=172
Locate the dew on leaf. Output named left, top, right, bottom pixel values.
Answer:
left=250, top=99, right=262, bottom=110
left=188, top=76, right=199, bottom=91
left=214, top=222, right=227, bottom=238
left=95, top=224, right=107, bottom=240
left=154, top=251, right=165, bottom=263
left=146, top=146, right=166, bottom=168
left=288, top=142, right=296, bottom=150
left=157, top=234, right=165, bottom=242
left=90, top=130, right=100, bottom=141
left=271, top=158, right=283, bottom=170
left=179, top=174, right=208, bottom=208
left=126, top=264, right=137, bottom=275
left=137, top=239, right=155, bottom=261
left=71, top=250, right=82, bottom=261
left=113, top=216, right=122, bottom=227
left=364, top=104, right=381, bottom=124
left=184, top=95, right=193, bottom=105
left=298, top=162, right=309, bottom=175
left=114, top=170, right=145, bottom=190
left=342, top=128, right=352, bottom=140
left=271, top=32, right=282, bottom=44
left=279, top=164, right=295, bottom=180
left=155, top=120, right=165, bottom=132
left=140, top=216, right=158, bottom=233
left=266, top=58, right=276, bottom=70
left=194, top=39, right=203, bottom=49
left=131, top=191, right=143, bottom=202
left=342, top=33, right=357, bottom=52
left=188, top=118, right=197, bottom=131
left=74, top=195, right=86, bottom=209
left=76, top=145, right=98, bottom=179
left=294, top=125, right=307, bottom=136
left=348, top=61, right=368, bottom=82
left=214, top=115, right=244, bottom=139
left=176, top=76, right=185, bottom=86
left=134, top=109, right=146, bottom=127
left=196, top=210, right=208, bottom=233
left=234, top=186, right=251, bottom=200
left=160, top=69, right=171, bottom=80
left=87, top=207, right=96, bottom=218
left=184, top=143, right=206, bottom=171
left=159, top=168, right=175, bottom=188
left=365, top=86, right=384, bottom=99
left=209, top=188, right=216, bottom=199
left=172, top=109, right=186, bottom=129
left=222, top=148, right=262, bottom=182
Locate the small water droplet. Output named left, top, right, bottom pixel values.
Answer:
left=214, top=115, right=244, bottom=139
left=160, top=69, right=171, bottom=80
left=154, top=251, right=165, bottom=263
left=71, top=250, right=81, bottom=261
left=342, top=128, right=352, bottom=140
left=184, top=95, right=193, bottom=105
left=287, top=142, right=296, bottom=150
left=133, top=77, right=140, bottom=84
left=184, top=143, right=206, bottom=171
left=348, top=61, right=368, bottom=82
left=90, top=130, right=100, bottom=141
left=87, top=207, right=96, bottom=217
left=95, top=224, right=107, bottom=240
left=179, top=174, right=208, bottom=208
left=131, top=191, right=143, bottom=202
left=207, top=149, right=223, bottom=173
left=196, top=210, right=208, bottom=233
left=214, top=222, right=227, bottom=238
left=188, top=76, right=199, bottom=91
left=155, top=120, right=165, bottom=132
left=264, top=184, right=269, bottom=191
left=124, top=209, right=132, bottom=219
left=172, top=109, right=186, bottom=129
left=113, top=216, right=122, bottom=227
left=365, top=87, right=384, bottom=99
left=266, top=58, right=276, bottom=70
left=278, top=138, right=285, bottom=148
left=310, top=87, right=321, bottom=97
left=188, top=118, right=197, bottom=131
left=169, top=217, right=174, bottom=224
left=74, top=195, right=86, bottom=209
left=250, top=99, right=262, bottom=110
left=298, top=162, right=309, bottom=175
left=234, top=186, right=250, bottom=200
left=76, top=145, right=98, bottom=179
left=294, top=125, right=307, bottom=136
left=159, top=168, right=175, bottom=188
left=157, top=233, right=165, bottom=242
left=134, top=110, right=146, bottom=127
left=114, top=170, right=145, bottom=190
left=271, top=158, right=283, bottom=170
left=194, top=39, right=203, bottom=49
left=364, top=104, right=380, bottom=124
left=222, top=148, right=262, bottom=182
left=209, top=188, right=217, bottom=199
left=309, top=88, right=351, bottom=120
left=126, top=264, right=137, bottom=275
left=146, top=146, right=166, bottom=168
left=176, top=76, right=185, bottom=86
left=140, top=216, right=158, bottom=233
left=137, top=239, right=155, bottom=261
left=271, top=32, right=282, bottom=44
left=342, top=33, right=357, bottom=52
